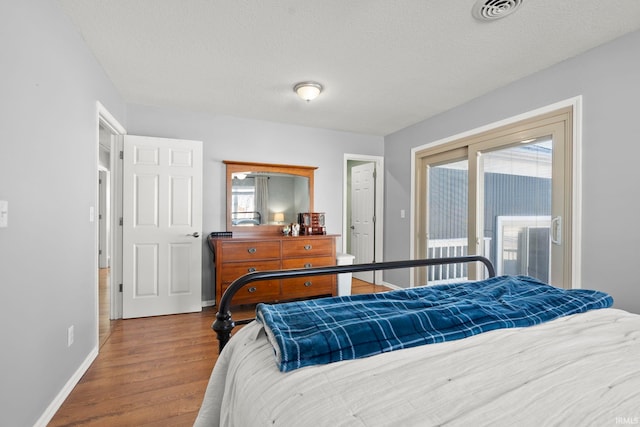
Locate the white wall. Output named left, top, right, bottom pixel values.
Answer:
left=125, top=105, right=384, bottom=302
left=384, top=30, right=640, bottom=314
left=0, top=1, right=125, bottom=425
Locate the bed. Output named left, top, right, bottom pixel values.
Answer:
left=196, top=256, right=640, bottom=426
left=231, top=211, right=262, bottom=226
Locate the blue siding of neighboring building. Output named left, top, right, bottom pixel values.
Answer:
left=428, top=168, right=551, bottom=260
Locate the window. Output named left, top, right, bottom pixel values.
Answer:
left=231, top=177, right=256, bottom=214
left=414, top=106, right=574, bottom=288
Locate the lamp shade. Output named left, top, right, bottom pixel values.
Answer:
left=293, top=81, right=323, bottom=101
left=274, top=212, right=285, bottom=223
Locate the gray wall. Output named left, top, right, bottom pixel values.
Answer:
left=125, top=104, right=384, bottom=303
left=0, top=1, right=125, bottom=426
left=384, top=30, right=640, bottom=314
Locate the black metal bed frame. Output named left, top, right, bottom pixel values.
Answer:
left=212, top=255, right=496, bottom=352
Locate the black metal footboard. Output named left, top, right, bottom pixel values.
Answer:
left=212, top=255, right=496, bottom=352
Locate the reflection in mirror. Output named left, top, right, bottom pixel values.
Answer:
left=231, top=171, right=310, bottom=226
left=224, top=161, right=316, bottom=235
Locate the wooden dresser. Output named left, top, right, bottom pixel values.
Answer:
left=210, top=234, right=338, bottom=306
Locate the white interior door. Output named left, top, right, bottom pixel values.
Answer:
left=351, top=162, right=376, bottom=281
left=122, top=135, right=202, bottom=318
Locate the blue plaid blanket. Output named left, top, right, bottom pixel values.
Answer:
left=255, top=275, right=613, bottom=372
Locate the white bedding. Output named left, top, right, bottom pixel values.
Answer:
left=195, top=308, right=640, bottom=426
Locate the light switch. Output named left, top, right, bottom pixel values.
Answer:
left=0, top=200, right=8, bottom=228
left=400, top=209, right=406, bottom=219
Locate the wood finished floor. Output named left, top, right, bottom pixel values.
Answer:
left=49, top=279, right=390, bottom=426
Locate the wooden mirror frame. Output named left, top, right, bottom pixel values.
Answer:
left=224, top=160, right=316, bottom=236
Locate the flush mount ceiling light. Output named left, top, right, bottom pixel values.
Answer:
left=293, top=81, right=323, bottom=102
left=472, top=0, right=524, bottom=21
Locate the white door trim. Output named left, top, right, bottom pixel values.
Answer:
left=343, top=154, right=384, bottom=284
left=98, top=169, right=110, bottom=269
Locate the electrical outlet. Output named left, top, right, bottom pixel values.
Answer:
left=67, top=325, right=74, bottom=347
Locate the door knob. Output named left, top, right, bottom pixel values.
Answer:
left=187, top=232, right=200, bottom=238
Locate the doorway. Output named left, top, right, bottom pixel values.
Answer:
left=97, top=103, right=126, bottom=347
left=97, top=123, right=115, bottom=346
left=343, top=154, right=384, bottom=284
left=97, top=154, right=113, bottom=347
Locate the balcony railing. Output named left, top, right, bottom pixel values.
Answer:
left=427, top=238, right=491, bottom=284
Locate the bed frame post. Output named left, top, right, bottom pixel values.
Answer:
left=213, top=311, right=235, bottom=352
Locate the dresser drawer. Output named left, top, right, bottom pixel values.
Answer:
left=221, top=280, right=280, bottom=305
left=281, top=275, right=334, bottom=299
left=282, top=238, right=334, bottom=258
left=282, top=256, right=335, bottom=270
left=220, top=260, right=282, bottom=283
left=220, top=240, right=281, bottom=261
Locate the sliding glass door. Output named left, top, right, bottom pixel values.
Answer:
left=477, top=137, right=553, bottom=283
left=415, top=108, right=573, bottom=288
left=420, top=151, right=469, bottom=285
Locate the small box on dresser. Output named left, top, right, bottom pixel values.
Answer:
left=298, top=212, right=326, bottom=235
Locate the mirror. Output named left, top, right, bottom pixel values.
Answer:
left=224, top=160, right=316, bottom=235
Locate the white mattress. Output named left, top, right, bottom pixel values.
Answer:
left=195, top=308, right=640, bottom=426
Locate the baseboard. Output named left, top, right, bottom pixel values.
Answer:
left=379, top=280, right=402, bottom=290
left=33, top=346, right=99, bottom=427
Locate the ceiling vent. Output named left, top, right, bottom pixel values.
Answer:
left=472, top=0, right=524, bottom=21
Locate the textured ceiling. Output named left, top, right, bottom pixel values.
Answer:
left=58, top=0, right=640, bottom=136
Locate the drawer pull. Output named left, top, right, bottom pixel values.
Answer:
left=248, top=286, right=257, bottom=293
left=304, top=244, right=312, bottom=250
left=248, top=267, right=256, bottom=273
left=304, top=281, right=312, bottom=287
left=247, top=247, right=257, bottom=254
left=304, top=263, right=312, bottom=268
